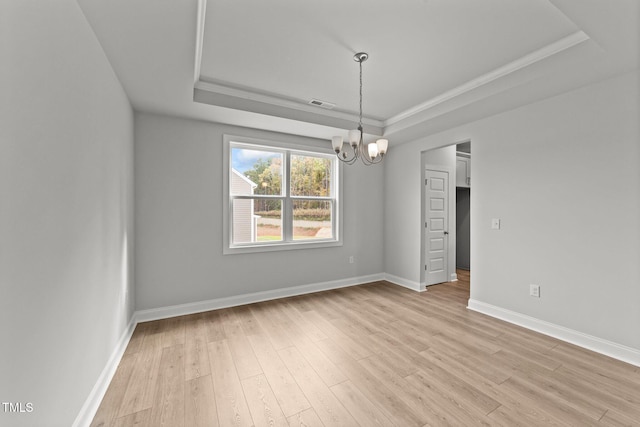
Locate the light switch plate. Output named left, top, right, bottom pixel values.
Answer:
left=491, top=218, right=501, bottom=229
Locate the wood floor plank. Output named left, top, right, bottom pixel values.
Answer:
left=110, top=408, right=150, bottom=427
left=366, top=332, right=421, bottom=377
left=226, top=335, right=263, bottom=379
left=161, top=316, right=186, bottom=348
left=277, top=346, right=358, bottom=426
left=208, top=340, right=254, bottom=427
left=304, top=310, right=372, bottom=360
left=280, top=300, right=328, bottom=342
left=117, top=334, right=163, bottom=417
left=185, top=315, right=211, bottom=381
left=248, top=304, right=295, bottom=350
left=232, top=305, right=264, bottom=337
left=408, top=355, right=501, bottom=416
left=599, top=409, right=640, bottom=426
left=203, top=310, right=226, bottom=342
left=498, top=374, right=601, bottom=426
left=553, top=365, right=640, bottom=420
left=286, top=408, right=324, bottom=427
left=246, top=333, right=311, bottom=417
left=90, top=353, right=137, bottom=427
left=294, top=335, right=347, bottom=387
left=551, top=341, right=640, bottom=380
left=240, top=374, right=288, bottom=427
left=509, top=367, right=607, bottom=420
left=185, top=375, right=218, bottom=427
left=332, top=356, right=424, bottom=427
left=149, top=344, right=185, bottom=427
left=420, top=347, right=564, bottom=426
left=361, top=354, right=491, bottom=426
left=330, top=380, right=397, bottom=427
left=123, top=324, right=146, bottom=356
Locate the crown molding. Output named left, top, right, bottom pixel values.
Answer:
left=384, top=31, right=590, bottom=128
left=193, top=0, right=207, bottom=84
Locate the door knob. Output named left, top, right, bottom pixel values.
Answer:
left=444, top=231, right=449, bottom=235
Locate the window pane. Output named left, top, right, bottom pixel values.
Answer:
left=290, top=154, right=332, bottom=197
left=231, top=147, right=283, bottom=196
left=232, top=199, right=282, bottom=244
left=292, top=200, right=332, bottom=240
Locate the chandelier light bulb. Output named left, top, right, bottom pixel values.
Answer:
left=368, top=142, right=379, bottom=159
left=376, top=138, right=388, bottom=155
left=332, top=136, right=343, bottom=153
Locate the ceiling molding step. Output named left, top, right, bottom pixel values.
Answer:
left=194, top=80, right=384, bottom=132
left=384, top=31, right=590, bottom=128
left=194, top=86, right=384, bottom=136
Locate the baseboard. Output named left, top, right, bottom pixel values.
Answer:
left=384, top=273, right=425, bottom=292
left=467, top=299, right=640, bottom=368
left=136, top=273, right=386, bottom=322
left=72, top=315, right=137, bottom=427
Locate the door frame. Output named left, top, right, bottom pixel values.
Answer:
left=421, top=163, right=456, bottom=288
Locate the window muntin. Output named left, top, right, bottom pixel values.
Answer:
left=226, top=139, right=339, bottom=252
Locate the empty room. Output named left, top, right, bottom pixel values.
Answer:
left=2, top=0, right=639, bottom=426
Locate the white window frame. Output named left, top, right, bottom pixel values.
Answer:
left=223, top=134, right=343, bottom=254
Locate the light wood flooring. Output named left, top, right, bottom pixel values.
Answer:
left=92, top=270, right=640, bottom=426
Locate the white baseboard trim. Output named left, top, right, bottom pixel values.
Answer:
left=467, top=299, right=640, bottom=367
left=72, top=315, right=137, bottom=427
left=384, top=273, right=425, bottom=292
left=136, top=273, right=385, bottom=322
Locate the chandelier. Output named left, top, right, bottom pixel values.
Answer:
left=331, top=52, right=388, bottom=165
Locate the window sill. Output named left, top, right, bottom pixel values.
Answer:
left=224, top=239, right=343, bottom=255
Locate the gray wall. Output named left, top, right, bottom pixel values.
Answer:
left=134, top=113, right=384, bottom=311
left=385, top=70, right=640, bottom=351
left=0, top=1, right=135, bottom=426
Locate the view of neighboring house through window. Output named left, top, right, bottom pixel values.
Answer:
left=227, top=139, right=338, bottom=251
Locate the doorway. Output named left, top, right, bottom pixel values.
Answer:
left=456, top=141, right=471, bottom=271
left=421, top=141, right=471, bottom=288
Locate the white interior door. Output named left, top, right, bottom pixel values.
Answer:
left=425, top=169, right=449, bottom=285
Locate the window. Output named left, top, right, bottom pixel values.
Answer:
left=223, top=135, right=341, bottom=254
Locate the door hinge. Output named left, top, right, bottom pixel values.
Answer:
left=425, top=264, right=427, bottom=271
left=425, top=222, right=428, bottom=228
left=425, top=178, right=428, bottom=185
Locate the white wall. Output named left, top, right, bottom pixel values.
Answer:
left=0, top=2, right=134, bottom=426
left=135, top=113, right=384, bottom=311
left=385, top=70, right=640, bottom=354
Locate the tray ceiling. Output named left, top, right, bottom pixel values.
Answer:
left=77, top=0, right=639, bottom=143
left=197, top=0, right=579, bottom=121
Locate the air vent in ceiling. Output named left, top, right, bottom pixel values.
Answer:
left=309, top=99, right=335, bottom=109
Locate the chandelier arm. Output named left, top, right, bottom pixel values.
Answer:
left=336, top=144, right=359, bottom=165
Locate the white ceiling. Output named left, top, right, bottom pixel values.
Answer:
left=77, top=0, right=638, bottom=144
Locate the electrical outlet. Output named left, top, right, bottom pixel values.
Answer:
left=349, top=256, right=354, bottom=264
left=530, top=284, right=540, bottom=298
